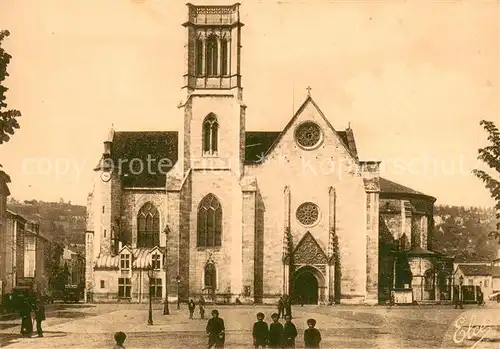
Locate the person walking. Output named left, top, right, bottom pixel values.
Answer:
left=199, top=296, right=206, bottom=319
left=188, top=299, right=196, bottom=319
left=34, top=297, right=46, bottom=337
left=206, top=309, right=225, bottom=349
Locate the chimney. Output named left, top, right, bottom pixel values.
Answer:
left=103, top=125, right=115, bottom=155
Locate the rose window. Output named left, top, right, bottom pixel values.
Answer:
left=295, top=122, right=322, bottom=148
left=296, top=202, right=320, bottom=226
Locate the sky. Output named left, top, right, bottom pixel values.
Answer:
left=0, top=0, right=498, bottom=207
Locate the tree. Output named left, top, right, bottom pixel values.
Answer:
left=0, top=30, right=21, bottom=144
left=472, top=120, right=500, bottom=243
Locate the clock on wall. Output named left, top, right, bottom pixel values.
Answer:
left=101, top=171, right=112, bottom=182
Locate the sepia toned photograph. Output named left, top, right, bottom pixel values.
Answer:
left=0, top=0, right=499, bottom=348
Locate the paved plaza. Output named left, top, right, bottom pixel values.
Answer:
left=0, top=303, right=499, bottom=348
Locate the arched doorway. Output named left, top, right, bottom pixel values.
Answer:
left=291, top=266, right=325, bottom=305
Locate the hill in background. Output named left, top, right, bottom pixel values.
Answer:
left=7, top=197, right=86, bottom=246
left=432, top=205, right=498, bottom=262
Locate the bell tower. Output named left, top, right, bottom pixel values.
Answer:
left=183, top=3, right=243, bottom=93
left=180, top=3, right=246, bottom=177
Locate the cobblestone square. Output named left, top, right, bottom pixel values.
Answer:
left=1, top=303, right=499, bottom=348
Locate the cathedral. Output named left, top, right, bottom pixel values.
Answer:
left=85, top=3, right=453, bottom=305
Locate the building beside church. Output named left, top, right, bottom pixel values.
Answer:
left=85, top=3, right=452, bottom=305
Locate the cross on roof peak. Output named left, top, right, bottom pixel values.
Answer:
left=306, top=86, right=312, bottom=96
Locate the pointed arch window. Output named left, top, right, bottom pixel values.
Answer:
left=424, top=269, right=435, bottom=291
left=202, top=114, right=218, bottom=156
left=195, top=38, right=203, bottom=76
left=206, top=35, right=218, bottom=77
left=221, top=38, right=228, bottom=76
left=197, top=194, right=222, bottom=247
left=204, top=262, right=217, bottom=289
left=137, top=202, right=160, bottom=248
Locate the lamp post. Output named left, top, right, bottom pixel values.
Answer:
left=176, top=275, right=181, bottom=309
left=147, top=263, right=154, bottom=325
left=163, top=226, right=170, bottom=315
left=459, top=275, right=464, bottom=308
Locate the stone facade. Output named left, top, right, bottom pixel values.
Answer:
left=1, top=210, right=50, bottom=296
left=85, top=3, right=450, bottom=305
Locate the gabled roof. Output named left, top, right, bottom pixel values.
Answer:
left=118, top=244, right=133, bottom=254
left=457, top=264, right=492, bottom=276
left=254, top=96, right=359, bottom=164
left=379, top=177, right=435, bottom=200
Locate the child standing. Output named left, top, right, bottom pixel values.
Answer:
left=303, top=318, right=321, bottom=348
left=268, top=313, right=284, bottom=348
left=283, top=315, right=298, bottom=349
left=113, top=331, right=127, bottom=349
left=252, top=312, right=269, bottom=349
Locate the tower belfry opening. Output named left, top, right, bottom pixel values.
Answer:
left=182, top=3, right=244, bottom=92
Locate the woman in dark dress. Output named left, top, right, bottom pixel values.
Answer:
left=19, top=298, right=33, bottom=337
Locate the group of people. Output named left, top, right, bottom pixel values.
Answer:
left=204, top=309, right=321, bottom=349
left=19, top=296, right=46, bottom=338
left=277, top=296, right=293, bottom=319
left=253, top=312, right=321, bottom=349
left=188, top=296, right=206, bottom=319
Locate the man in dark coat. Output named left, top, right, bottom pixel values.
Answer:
left=285, top=296, right=292, bottom=318
left=199, top=296, right=206, bottom=319
left=188, top=299, right=196, bottom=319
left=303, top=318, right=321, bottom=348
left=34, top=297, right=46, bottom=337
left=277, top=297, right=284, bottom=319
left=206, top=309, right=225, bottom=348
left=252, top=312, right=269, bottom=349
left=283, top=315, right=298, bottom=349
left=268, top=313, right=284, bottom=349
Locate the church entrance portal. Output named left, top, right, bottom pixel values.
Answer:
left=291, top=266, right=325, bottom=305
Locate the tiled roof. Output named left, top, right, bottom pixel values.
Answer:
left=132, top=248, right=160, bottom=269
left=379, top=177, right=433, bottom=198
left=458, top=264, right=492, bottom=276
left=407, top=246, right=436, bottom=256
left=110, top=131, right=178, bottom=188
left=244, top=132, right=281, bottom=163
left=95, top=254, right=119, bottom=269
left=101, top=126, right=357, bottom=175
left=94, top=247, right=164, bottom=270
